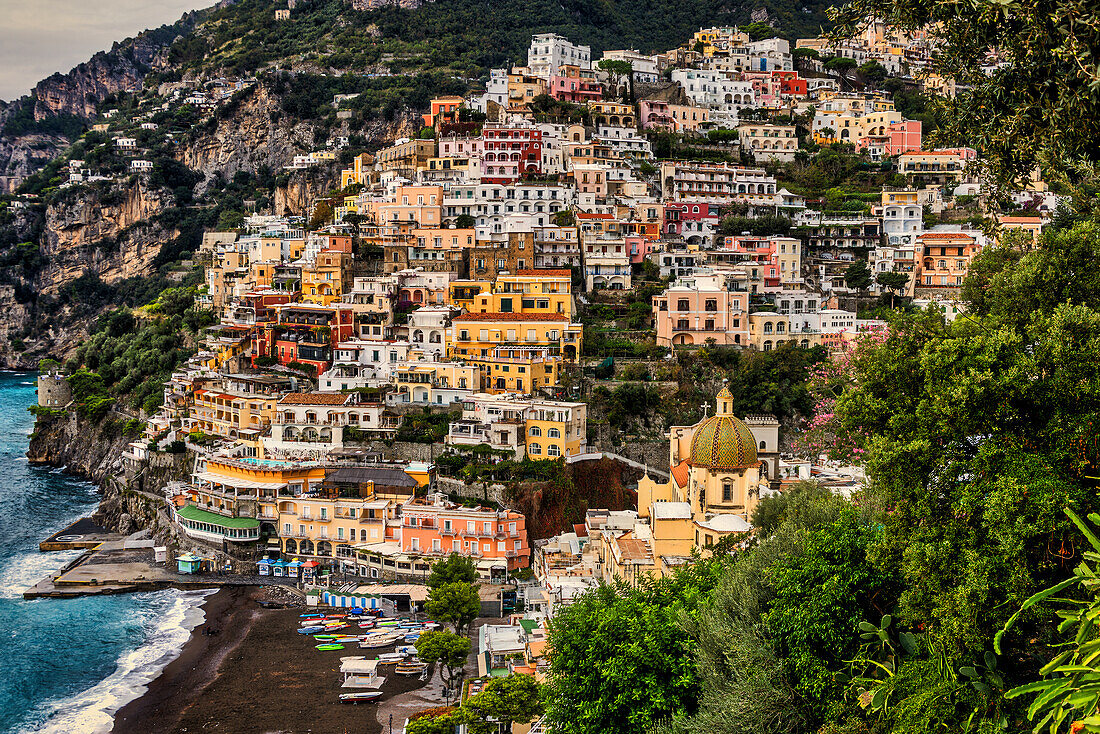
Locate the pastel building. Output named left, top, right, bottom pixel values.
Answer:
left=652, top=271, right=750, bottom=347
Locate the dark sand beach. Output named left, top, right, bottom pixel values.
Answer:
left=112, top=587, right=442, bottom=734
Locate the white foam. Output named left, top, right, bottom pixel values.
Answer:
left=28, top=589, right=215, bottom=734
left=0, top=549, right=83, bottom=599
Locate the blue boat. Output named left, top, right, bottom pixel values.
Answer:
left=298, top=626, right=324, bottom=634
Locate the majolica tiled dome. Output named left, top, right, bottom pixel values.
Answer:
left=689, top=387, right=758, bottom=470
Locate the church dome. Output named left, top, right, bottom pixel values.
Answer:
left=688, top=407, right=758, bottom=471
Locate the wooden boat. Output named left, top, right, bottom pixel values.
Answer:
left=376, top=652, right=406, bottom=663
left=316, top=643, right=346, bottom=650
left=395, top=662, right=428, bottom=676
left=339, top=691, right=383, bottom=703
left=396, top=645, right=418, bottom=656
left=358, top=635, right=401, bottom=649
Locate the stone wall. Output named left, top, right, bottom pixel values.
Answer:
left=436, top=476, right=508, bottom=506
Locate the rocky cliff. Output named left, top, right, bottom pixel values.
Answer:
left=27, top=410, right=190, bottom=533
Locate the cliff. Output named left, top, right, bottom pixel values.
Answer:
left=27, top=410, right=190, bottom=534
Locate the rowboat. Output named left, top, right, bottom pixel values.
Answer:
left=395, top=662, right=428, bottom=676
left=376, top=652, right=406, bottom=663
left=298, top=626, right=324, bottom=634
left=300, top=613, right=324, bottom=618
left=339, top=691, right=383, bottom=703
left=358, top=621, right=376, bottom=629
left=316, top=643, right=346, bottom=650
left=359, top=635, right=401, bottom=649
left=396, top=645, right=418, bottom=655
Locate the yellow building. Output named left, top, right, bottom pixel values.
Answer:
left=447, top=394, right=587, bottom=460
left=390, top=362, right=479, bottom=405
left=302, top=251, right=352, bottom=306
left=448, top=312, right=582, bottom=363
left=470, top=270, right=575, bottom=319
left=477, top=346, right=562, bottom=395
left=188, top=389, right=278, bottom=441
left=448, top=280, right=491, bottom=309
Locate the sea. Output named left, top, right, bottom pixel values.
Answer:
left=0, top=372, right=211, bottom=734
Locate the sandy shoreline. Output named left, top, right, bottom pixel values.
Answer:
left=111, top=586, right=445, bottom=734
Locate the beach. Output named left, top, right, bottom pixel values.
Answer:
left=112, top=586, right=445, bottom=734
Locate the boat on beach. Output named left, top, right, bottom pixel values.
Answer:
left=395, top=662, right=428, bottom=676
left=316, top=643, right=346, bottom=650
left=339, top=691, right=383, bottom=703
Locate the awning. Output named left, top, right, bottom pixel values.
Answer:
left=194, top=472, right=288, bottom=490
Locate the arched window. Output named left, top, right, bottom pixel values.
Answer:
left=529, top=426, right=542, bottom=437
left=529, top=443, right=542, bottom=455
left=547, top=427, right=560, bottom=438
left=763, top=322, right=773, bottom=334
left=722, top=479, right=732, bottom=502
left=759, top=440, right=766, bottom=450
left=763, top=341, right=773, bottom=352
left=776, top=322, right=785, bottom=334
left=547, top=444, right=561, bottom=457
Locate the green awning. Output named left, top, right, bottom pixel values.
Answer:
left=177, top=505, right=260, bottom=529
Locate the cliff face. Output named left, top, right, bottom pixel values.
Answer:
left=0, top=131, right=69, bottom=195
left=28, top=411, right=190, bottom=533
left=183, top=85, right=318, bottom=185
left=38, top=183, right=176, bottom=295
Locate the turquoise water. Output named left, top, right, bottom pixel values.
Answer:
left=0, top=372, right=210, bottom=733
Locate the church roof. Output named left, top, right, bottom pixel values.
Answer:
left=688, top=414, right=758, bottom=470
left=670, top=460, right=690, bottom=488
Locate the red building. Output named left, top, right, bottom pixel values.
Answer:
left=662, top=202, right=722, bottom=244
left=773, top=71, right=808, bottom=98
left=478, top=125, right=543, bottom=184
left=253, top=304, right=356, bottom=375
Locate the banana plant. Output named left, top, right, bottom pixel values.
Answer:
left=1000, top=508, right=1100, bottom=733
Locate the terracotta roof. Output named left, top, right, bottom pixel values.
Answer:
left=919, top=232, right=975, bottom=241
left=278, top=392, right=355, bottom=405
left=516, top=269, right=572, bottom=277
left=573, top=523, right=588, bottom=537
left=453, top=312, right=569, bottom=322
left=575, top=212, right=613, bottom=219
left=616, top=537, right=652, bottom=563
left=1000, top=216, right=1042, bottom=224
left=671, top=459, right=690, bottom=488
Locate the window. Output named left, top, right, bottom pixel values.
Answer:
left=704, top=299, right=717, bottom=312
left=529, top=442, right=542, bottom=455
left=722, top=479, right=732, bottom=502
left=677, top=299, right=690, bottom=311
left=547, top=444, right=561, bottom=456
left=547, top=427, right=560, bottom=438
left=529, top=426, right=542, bottom=437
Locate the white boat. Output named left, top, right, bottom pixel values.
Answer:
left=339, top=691, right=383, bottom=703
left=395, top=662, right=428, bottom=676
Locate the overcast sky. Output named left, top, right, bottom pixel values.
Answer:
left=0, top=0, right=213, bottom=102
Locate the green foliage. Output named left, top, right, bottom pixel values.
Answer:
left=718, top=214, right=792, bottom=237
left=425, top=581, right=481, bottom=635
left=406, top=710, right=460, bottom=734
left=396, top=410, right=456, bottom=443
left=461, top=674, right=544, bottom=734
left=1002, top=509, right=1100, bottom=733
left=544, top=559, right=727, bottom=734
left=843, top=259, right=873, bottom=291
left=415, top=630, right=471, bottom=694
left=831, top=0, right=1100, bottom=191
left=428, top=553, right=478, bottom=589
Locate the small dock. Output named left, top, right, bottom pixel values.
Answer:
left=39, top=517, right=123, bottom=551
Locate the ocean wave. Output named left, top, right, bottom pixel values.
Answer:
left=0, top=550, right=84, bottom=599
left=28, top=589, right=214, bottom=734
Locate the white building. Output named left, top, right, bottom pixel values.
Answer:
left=320, top=339, right=413, bottom=391
left=599, top=49, right=660, bottom=83
left=671, top=69, right=755, bottom=126
left=527, top=34, right=591, bottom=79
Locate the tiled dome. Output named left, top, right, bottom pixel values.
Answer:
left=688, top=414, right=758, bottom=470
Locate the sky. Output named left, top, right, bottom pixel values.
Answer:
left=0, top=0, right=214, bottom=102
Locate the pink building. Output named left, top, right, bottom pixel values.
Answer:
left=639, top=99, right=675, bottom=130
left=399, top=497, right=529, bottom=571
left=886, top=120, right=922, bottom=156
left=652, top=271, right=750, bottom=347
left=548, top=65, right=602, bottom=103
left=626, top=235, right=657, bottom=264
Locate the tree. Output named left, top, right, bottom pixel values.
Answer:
left=544, top=560, right=726, bottom=734
left=843, top=259, right=872, bottom=293
left=856, top=60, right=888, bottom=85
left=405, top=709, right=460, bottom=734
left=830, top=0, right=1100, bottom=191
left=427, top=553, right=479, bottom=588
left=308, top=200, right=333, bottom=230
left=597, top=58, right=634, bottom=101
left=425, top=581, right=481, bottom=635
left=415, top=630, right=471, bottom=701
left=461, top=674, right=544, bottom=734
left=823, top=56, right=858, bottom=85
left=875, top=270, right=909, bottom=307
left=454, top=213, right=475, bottom=229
